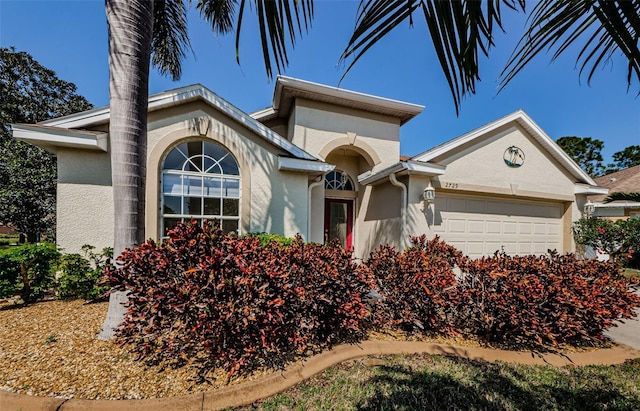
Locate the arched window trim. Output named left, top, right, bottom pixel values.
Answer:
left=160, top=140, right=241, bottom=236
left=325, top=170, right=355, bottom=191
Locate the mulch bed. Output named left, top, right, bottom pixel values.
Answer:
left=0, top=300, right=265, bottom=400
left=0, top=299, right=607, bottom=401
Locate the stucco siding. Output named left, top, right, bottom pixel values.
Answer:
left=433, top=125, right=575, bottom=198
left=357, top=182, right=402, bottom=259
left=289, top=99, right=400, bottom=169
left=56, top=149, right=113, bottom=254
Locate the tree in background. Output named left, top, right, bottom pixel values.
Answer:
left=0, top=47, right=93, bottom=242
left=556, top=136, right=605, bottom=177
left=607, top=145, right=640, bottom=173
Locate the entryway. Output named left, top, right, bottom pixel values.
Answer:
left=324, top=198, right=353, bottom=249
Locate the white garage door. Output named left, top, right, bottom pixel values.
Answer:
left=433, top=194, right=564, bottom=258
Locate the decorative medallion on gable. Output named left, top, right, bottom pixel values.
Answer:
left=504, top=146, right=525, bottom=168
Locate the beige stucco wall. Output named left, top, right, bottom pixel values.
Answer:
left=432, top=124, right=575, bottom=200
left=57, top=101, right=311, bottom=254
left=356, top=180, right=403, bottom=260
left=56, top=149, right=114, bottom=255
left=288, top=99, right=400, bottom=171
left=146, top=102, right=308, bottom=239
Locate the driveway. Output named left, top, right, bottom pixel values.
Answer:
left=604, top=290, right=640, bottom=350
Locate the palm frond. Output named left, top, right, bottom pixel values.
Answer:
left=604, top=192, right=640, bottom=203
left=152, top=0, right=193, bottom=81
left=198, top=0, right=314, bottom=79
left=500, top=0, right=640, bottom=94
left=339, top=0, right=525, bottom=115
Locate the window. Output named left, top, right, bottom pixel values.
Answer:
left=161, top=140, right=240, bottom=235
left=325, top=170, right=354, bottom=191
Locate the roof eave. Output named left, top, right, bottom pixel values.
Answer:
left=273, top=76, right=424, bottom=124
left=575, top=184, right=608, bottom=195
left=278, top=157, right=335, bottom=173
left=38, top=84, right=317, bottom=161
left=358, top=161, right=446, bottom=185
left=12, top=124, right=108, bottom=153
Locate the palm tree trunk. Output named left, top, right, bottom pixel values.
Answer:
left=98, top=0, right=153, bottom=340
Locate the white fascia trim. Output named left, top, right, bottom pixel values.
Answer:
left=358, top=161, right=445, bottom=185
left=278, top=157, right=335, bottom=173
left=412, top=110, right=596, bottom=186
left=412, top=111, right=525, bottom=161
left=595, top=202, right=640, bottom=208
left=575, top=184, right=609, bottom=195
left=41, top=84, right=317, bottom=161
left=250, top=107, right=277, bottom=121
left=12, top=124, right=108, bottom=152
left=274, top=76, right=424, bottom=116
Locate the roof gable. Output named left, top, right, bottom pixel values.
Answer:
left=412, top=110, right=597, bottom=186
left=252, top=76, right=424, bottom=125
left=20, top=84, right=317, bottom=161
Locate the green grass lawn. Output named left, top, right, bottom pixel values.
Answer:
left=239, top=354, right=640, bottom=411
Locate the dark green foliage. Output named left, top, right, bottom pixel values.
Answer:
left=456, top=251, right=640, bottom=347
left=54, top=245, right=113, bottom=301
left=0, top=47, right=92, bottom=241
left=365, top=235, right=466, bottom=334
left=104, top=220, right=374, bottom=377
left=606, top=145, right=640, bottom=173
left=556, top=136, right=605, bottom=176
left=572, top=217, right=640, bottom=266
left=0, top=243, right=60, bottom=301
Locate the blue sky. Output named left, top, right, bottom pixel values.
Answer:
left=1, top=0, right=638, bottom=163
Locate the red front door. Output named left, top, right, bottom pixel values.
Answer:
left=324, top=199, right=354, bottom=249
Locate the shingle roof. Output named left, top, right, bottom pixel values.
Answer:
left=591, top=164, right=640, bottom=202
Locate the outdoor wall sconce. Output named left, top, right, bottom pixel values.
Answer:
left=423, top=183, right=436, bottom=204
left=423, top=182, right=436, bottom=227
left=584, top=200, right=595, bottom=218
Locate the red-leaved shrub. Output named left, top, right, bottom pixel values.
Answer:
left=365, top=235, right=467, bottom=334
left=104, top=221, right=375, bottom=377
left=456, top=251, right=640, bottom=347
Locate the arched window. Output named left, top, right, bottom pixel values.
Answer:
left=161, top=140, right=240, bottom=235
left=325, top=170, right=354, bottom=191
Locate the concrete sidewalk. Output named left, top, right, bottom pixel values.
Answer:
left=2, top=340, right=640, bottom=411
left=605, top=290, right=640, bottom=350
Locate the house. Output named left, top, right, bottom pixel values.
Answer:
left=12, top=76, right=606, bottom=259
left=589, top=164, right=640, bottom=220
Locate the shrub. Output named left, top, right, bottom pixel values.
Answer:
left=456, top=251, right=640, bottom=347
left=365, top=235, right=466, bottom=334
left=55, top=245, right=112, bottom=301
left=104, top=220, right=374, bottom=377
left=572, top=217, right=640, bottom=267
left=0, top=243, right=59, bottom=301
left=246, top=232, right=295, bottom=247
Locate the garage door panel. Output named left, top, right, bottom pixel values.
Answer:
left=437, top=194, right=563, bottom=257
left=547, top=223, right=560, bottom=236
left=467, top=242, right=485, bottom=256
left=533, top=223, right=546, bottom=235
left=532, top=242, right=548, bottom=254
left=486, top=221, right=501, bottom=234
left=449, top=219, right=466, bottom=233
left=503, top=222, right=517, bottom=235
left=468, top=220, right=484, bottom=233
left=519, top=222, right=532, bottom=235
left=518, top=242, right=533, bottom=254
